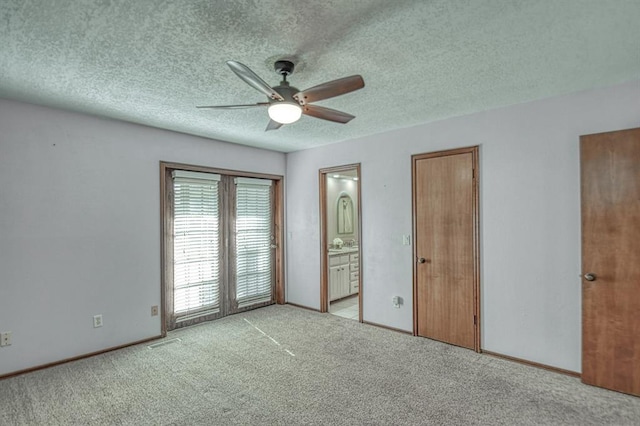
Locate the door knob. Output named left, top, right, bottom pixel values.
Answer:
left=584, top=273, right=596, bottom=282
left=418, top=257, right=426, bottom=264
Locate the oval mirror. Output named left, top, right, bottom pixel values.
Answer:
left=337, top=193, right=354, bottom=234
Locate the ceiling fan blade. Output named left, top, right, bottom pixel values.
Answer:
left=294, top=75, right=364, bottom=105
left=302, top=105, right=355, bottom=124
left=196, top=103, right=268, bottom=109
left=266, top=120, right=283, bottom=131
left=227, top=61, right=284, bottom=101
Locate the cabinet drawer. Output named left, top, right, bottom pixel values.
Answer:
left=329, top=255, right=349, bottom=266
left=349, top=253, right=359, bottom=262
left=350, top=263, right=359, bottom=272
left=328, top=255, right=341, bottom=266
left=350, top=271, right=359, bottom=281
left=350, top=281, right=359, bottom=293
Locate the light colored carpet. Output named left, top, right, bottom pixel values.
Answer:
left=1, top=305, right=639, bottom=425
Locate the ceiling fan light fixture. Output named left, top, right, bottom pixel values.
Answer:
left=268, top=102, right=302, bottom=124
left=199, top=60, right=364, bottom=130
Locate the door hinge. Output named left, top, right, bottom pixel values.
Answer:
left=474, top=315, right=477, bottom=325
left=472, top=168, right=476, bottom=179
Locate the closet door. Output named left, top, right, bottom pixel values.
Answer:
left=412, top=147, right=480, bottom=351
left=581, top=127, right=640, bottom=396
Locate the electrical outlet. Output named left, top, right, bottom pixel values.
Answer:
left=151, top=305, right=159, bottom=316
left=0, top=331, right=12, bottom=347
left=93, top=314, right=103, bottom=328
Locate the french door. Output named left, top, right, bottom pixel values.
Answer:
left=161, top=163, right=284, bottom=332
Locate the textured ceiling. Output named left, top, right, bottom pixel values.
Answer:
left=1, top=1, right=639, bottom=152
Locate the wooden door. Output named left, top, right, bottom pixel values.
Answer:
left=413, top=146, right=479, bottom=351
left=581, top=127, right=640, bottom=396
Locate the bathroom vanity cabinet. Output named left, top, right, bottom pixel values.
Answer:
left=329, top=250, right=359, bottom=301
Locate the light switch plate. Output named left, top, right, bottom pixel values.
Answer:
left=392, top=296, right=402, bottom=308
left=93, top=314, right=103, bottom=328
left=1, top=331, right=12, bottom=346
left=402, top=234, right=411, bottom=245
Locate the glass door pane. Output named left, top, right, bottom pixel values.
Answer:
left=235, top=178, right=274, bottom=307
left=172, top=171, right=221, bottom=323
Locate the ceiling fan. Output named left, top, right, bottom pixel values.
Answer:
left=197, top=60, right=365, bottom=131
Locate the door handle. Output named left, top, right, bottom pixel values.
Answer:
left=584, top=273, right=596, bottom=282
left=418, top=257, right=426, bottom=264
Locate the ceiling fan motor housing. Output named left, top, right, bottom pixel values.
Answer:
left=274, top=60, right=295, bottom=77
left=271, top=84, right=301, bottom=106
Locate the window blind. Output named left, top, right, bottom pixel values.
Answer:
left=172, top=171, right=221, bottom=321
left=235, top=177, right=273, bottom=307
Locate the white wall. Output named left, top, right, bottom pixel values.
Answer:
left=285, top=80, right=640, bottom=372
left=2, top=80, right=638, bottom=377
left=0, top=99, right=285, bottom=376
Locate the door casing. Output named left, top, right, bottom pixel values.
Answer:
left=319, top=163, right=362, bottom=318
left=159, top=161, right=285, bottom=336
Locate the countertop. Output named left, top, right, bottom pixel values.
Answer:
left=327, top=247, right=359, bottom=255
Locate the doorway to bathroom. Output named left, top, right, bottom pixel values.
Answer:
left=319, top=164, right=362, bottom=321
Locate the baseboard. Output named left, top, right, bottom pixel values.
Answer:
left=481, top=350, right=581, bottom=378
left=0, top=335, right=163, bottom=381
left=285, top=302, right=320, bottom=312
left=1, top=319, right=580, bottom=383
left=362, top=320, right=413, bottom=335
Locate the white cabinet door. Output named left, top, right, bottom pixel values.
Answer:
left=329, top=254, right=353, bottom=301
left=329, top=265, right=341, bottom=301
left=330, top=264, right=349, bottom=300
left=340, top=267, right=349, bottom=298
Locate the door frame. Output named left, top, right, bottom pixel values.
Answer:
left=411, top=146, right=481, bottom=351
left=159, top=161, right=285, bottom=336
left=319, top=163, right=362, bottom=319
